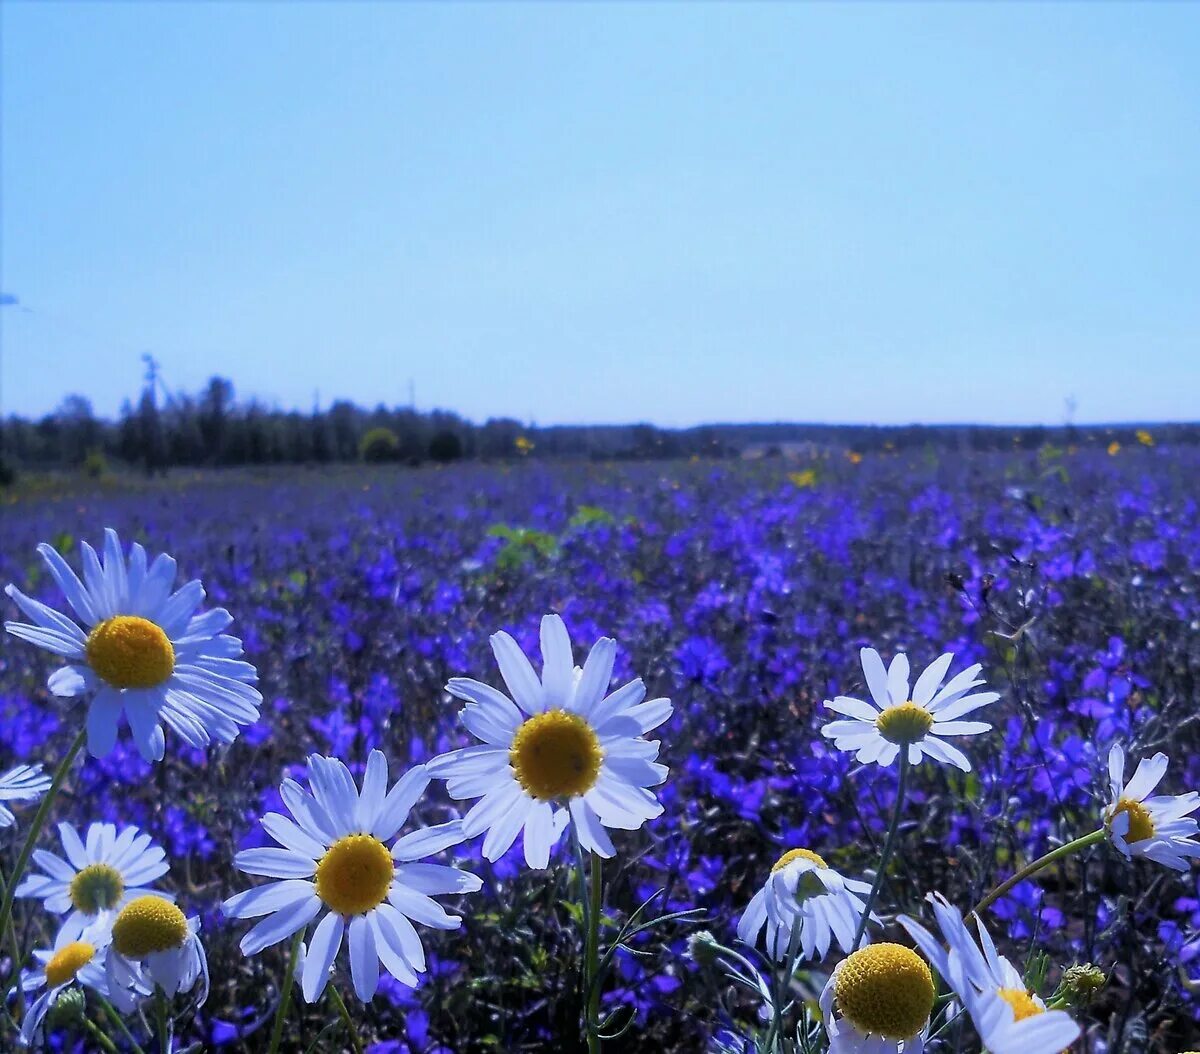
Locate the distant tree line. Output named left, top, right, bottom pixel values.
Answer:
left=1, top=376, right=1197, bottom=478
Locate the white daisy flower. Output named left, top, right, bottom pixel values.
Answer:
left=899, top=893, right=1080, bottom=1054
left=426, top=614, right=671, bottom=868
left=818, top=943, right=932, bottom=1053
left=223, top=751, right=480, bottom=1003
left=16, top=821, right=171, bottom=944
left=736, top=848, right=875, bottom=961
left=3, top=528, right=261, bottom=761
left=821, top=648, right=997, bottom=771
left=105, top=895, right=208, bottom=1007
left=0, top=763, right=52, bottom=829
left=18, top=919, right=144, bottom=1046
left=1104, top=744, right=1200, bottom=872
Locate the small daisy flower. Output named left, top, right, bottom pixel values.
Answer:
left=899, top=893, right=1079, bottom=1054
left=4, top=528, right=261, bottom=761
left=19, top=921, right=143, bottom=1046
left=426, top=614, right=671, bottom=867
left=0, top=763, right=52, bottom=829
left=223, top=751, right=480, bottom=1003
left=736, top=848, right=875, bottom=961
left=1104, top=744, right=1200, bottom=872
left=819, top=943, right=933, bottom=1053
left=821, top=648, right=997, bottom=771
left=105, top=895, right=208, bottom=1007
left=16, top=822, right=171, bottom=944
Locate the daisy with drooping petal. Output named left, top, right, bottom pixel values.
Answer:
left=18, top=919, right=145, bottom=1046
left=0, top=763, right=52, bottom=829
left=899, top=893, right=1080, bottom=1054
left=105, top=895, right=208, bottom=1007
left=16, top=821, right=171, bottom=944
left=819, top=943, right=933, bottom=1053
left=426, top=614, right=671, bottom=868
left=4, top=528, right=261, bottom=761
left=1104, top=744, right=1200, bottom=872
left=223, top=751, right=480, bottom=1003
left=737, top=848, right=875, bottom=962
left=821, top=648, right=997, bottom=772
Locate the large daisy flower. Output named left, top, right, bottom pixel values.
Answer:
left=737, top=848, right=875, bottom=961
left=3, top=528, right=261, bottom=760
left=223, top=751, right=480, bottom=1002
left=821, top=648, right=997, bottom=771
left=899, top=893, right=1079, bottom=1054
left=1104, top=744, right=1200, bottom=872
left=426, top=614, right=671, bottom=868
left=106, top=895, right=208, bottom=1008
left=819, top=943, right=932, bottom=1053
left=0, top=763, right=52, bottom=829
left=19, top=920, right=144, bottom=1046
left=16, top=821, right=171, bottom=944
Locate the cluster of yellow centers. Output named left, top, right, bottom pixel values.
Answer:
left=509, top=710, right=603, bottom=801
left=69, top=863, right=125, bottom=915
left=833, top=943, right=934, bottom=1041
left=315, top=834, right=395, bottom=916
left=875, top=702, right=934, bottom=745
left=45, top=941, right=97, bottom=987
left=111, top=896, right=188, bottom=958
left=85, top=616, right=175, bottom=690
left=1109, top=797, right=1156, bottom=844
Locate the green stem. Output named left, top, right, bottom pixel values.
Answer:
left=971, top=829, right=1106, bottom=917
left=761, top=916, right=802, bottom=1054
left=0, top=870, right=26, bottom=1019
left=0, top=727, right=87, bottom=1005
left=95, top=994, right=149, bottom=1054
left=266, top=929, right=304, bottom=1054
left=155, top=989, right=171, bottom=1054
left=83, top=1015, right=121, bottom=1054
left=584, top=852, right=602, bottom=1054
left=852, top=750, right=909, bottom=951
left=329, top=986, right=362, bottom=1054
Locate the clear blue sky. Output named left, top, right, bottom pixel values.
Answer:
left=2, top=2, right=1197, bottom=426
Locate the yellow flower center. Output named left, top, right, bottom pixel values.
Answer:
left=44, top=941, right=96, bottom=987
left=315, top=834, right=395, bottom=916
left=1109, top=797, right=1155, bottom=843
left=69, top=863, right=126, bottom=914
left=833, top=943, right=934, bottom=1041
left=111, top=896, right=188, bottom=958
left=85, top=616, right=175, bottom=689
left=998, top=987, right=1043, bottom=1022
left=772, top=848, right=828, bottom=872
left=509, top=709, right=603, bottom=801
left=875, top=702, right=934, bottom=745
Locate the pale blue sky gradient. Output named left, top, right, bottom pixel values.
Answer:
left=2, top=2, right=1198, bottom=425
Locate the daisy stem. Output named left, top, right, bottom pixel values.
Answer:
left=762, top=917, right=802, bottom=1054
left=852, top=751, right=909, bottom=952
left=329, top=985, right=363, bottom=1054
left=0, top=871, right=26, bottom=1020
left=154, top=989, right=171, bottom=1054
left=0, top=727, right=87, bottom=1002
left=266, top=929, right=304, bottom=1054
left=95, top=994, right=149, bottom=1054
left=83, top=1014, right=122, bottom=1054
left=584, top=852, right=602, bottom=1054
left=971, top=828, right=1106, bottom=918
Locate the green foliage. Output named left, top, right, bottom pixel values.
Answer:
left=428, top=429, right=464, bottom=463
left=568, top=504, right=617, bottom=529
left=486, top=524, right=558, bottom=571
left=82, top=448, right=109, bottom=478
left=359, top=427, right=401, bottom=463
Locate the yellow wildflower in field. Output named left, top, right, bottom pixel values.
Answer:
left=1136, top=429, right=1155, bottom=447
left=846, top=451, right=863, bottom=465
left=515, top=435, right=534, bottom=455
left=1107, top=441, right=1120, bottom=456
left=789, top=469, right=817, bottom=488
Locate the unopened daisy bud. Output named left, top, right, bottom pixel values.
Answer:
left=686, top=930, right=723, bottom=967
left=46, top=987, right=86, bottom=1031
left=1060, top=964, right=1106, bottom=1007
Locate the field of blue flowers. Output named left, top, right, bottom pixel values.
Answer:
left=2, top=445, right=1199, bottom=1053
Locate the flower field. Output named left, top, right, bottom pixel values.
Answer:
left=2, top=445, right=1199, bottom=1052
